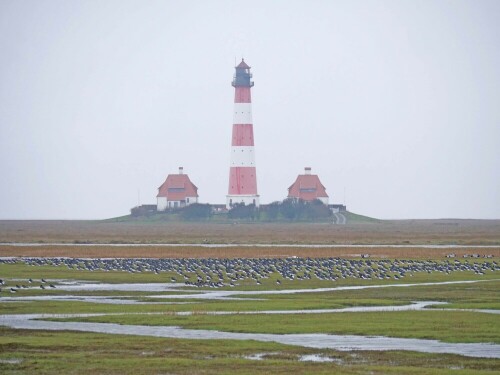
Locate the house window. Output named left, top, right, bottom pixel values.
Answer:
left=300, top=188, right=317, bottom=193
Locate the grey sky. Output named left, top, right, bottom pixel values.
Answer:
left=1, top=0, right=499, bottom=219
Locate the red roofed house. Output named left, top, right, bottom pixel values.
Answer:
left=287, top=167, right=329, bottom=205
left=157, top=167, right=199, bottom=211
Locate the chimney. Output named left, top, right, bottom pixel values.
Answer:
left=305, top=167, right=311, bottom=175
left=179, top=167, right=184, bottom=175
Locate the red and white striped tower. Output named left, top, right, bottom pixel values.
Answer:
left=226, top=59, right=259, bottom=208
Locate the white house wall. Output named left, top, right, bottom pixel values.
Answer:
left=157, top=197, right=168, bottom=211
left=318, top=197, right=329, bottom=205
left=185, top=196, right=198, bottom=205
left=158, top=196, right=199, bottom=211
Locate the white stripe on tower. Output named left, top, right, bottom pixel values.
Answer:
left=233, top=103, right=253, bottom=124
left=227, top=59, right=259, bottom=209
left=230, top=146, right=256, bottom=166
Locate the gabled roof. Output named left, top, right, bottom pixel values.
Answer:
left=157, top=174, right=198, bottom=201
left=288, top=174, right=328, bottom=201
left=236, top=59, right=250, bottom=69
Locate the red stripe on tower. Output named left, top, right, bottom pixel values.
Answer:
left=226, top=59, right=259, bottom=208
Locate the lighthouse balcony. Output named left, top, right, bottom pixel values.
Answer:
left=232, top=80, right=254, bottom=87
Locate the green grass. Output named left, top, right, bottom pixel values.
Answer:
left=343, top=211, right=380, bottom=223
left=1, top=261, right=500, bottom=373
left=305, top=279, right=500, bottom=309
left=430, top=302, right=500, bottom=310
left=0, top=328, right=499, bottom=375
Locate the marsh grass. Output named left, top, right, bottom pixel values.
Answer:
left=0, top=328, right=499, bottom=374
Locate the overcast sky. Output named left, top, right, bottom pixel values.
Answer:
left=1, top=0, right=499, bottom=220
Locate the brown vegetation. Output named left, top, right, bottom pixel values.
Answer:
left=0, top=244, right=498, bottom=259
left=1, top=219, right=499, bottom=245
left=0, top=219, right=499, bottom=259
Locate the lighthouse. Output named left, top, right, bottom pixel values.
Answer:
left=226, top=59, right=259, bottom=209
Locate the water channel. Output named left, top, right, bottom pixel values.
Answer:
left=1, top=279, right=499, bottom=358
left=1, top=313, right=499, bottom=359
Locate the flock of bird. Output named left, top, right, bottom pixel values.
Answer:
left=0, top=274, right=56, bottom=294
left=0, top=256, right=498, bottom=290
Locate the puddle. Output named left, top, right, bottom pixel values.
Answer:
left=0, top=358, right=23, bottom=364
left=299, top=354, right=341, bottom=363
left=0, top=314, right=498, bottom=359
left=243, top=352, right=279, bottom=360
